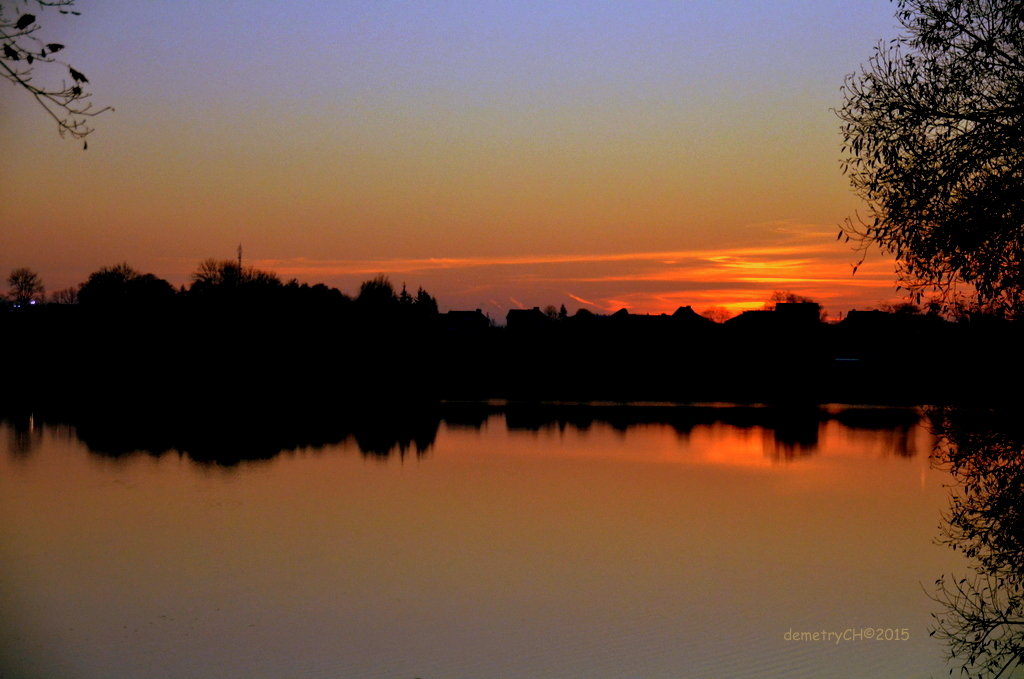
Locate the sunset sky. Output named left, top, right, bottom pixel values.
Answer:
left=1, top=1, right=908, bottom=318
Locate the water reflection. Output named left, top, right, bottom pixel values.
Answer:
left=0, top=403, right=440, bottom=465
left=0, top=402, right=921, bottom=466
left=0, top=401, right=953, bottom=679
left=501, top=403, right=919, bottom=460
left=929, top=407, right=1024, bottom=678
left=6, top=411, right=43, bottom=458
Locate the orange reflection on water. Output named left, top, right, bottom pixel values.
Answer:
left=0, top=411, right=951, bottom=679
left=486, top=412, right=929, bottom=471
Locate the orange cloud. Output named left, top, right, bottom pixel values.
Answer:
left=161, top=222, right=901, bottom=319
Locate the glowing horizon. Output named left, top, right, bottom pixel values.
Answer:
left=242, top=238, right=897, bottom=318
left=239, top=220, right=900, bottom=317
left=1, top=1, right=907, bottom=318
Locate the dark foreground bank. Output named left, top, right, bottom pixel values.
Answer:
left=3, top=301, right=1022, bottom=408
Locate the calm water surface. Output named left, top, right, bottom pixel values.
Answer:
left=0, top=407, right=970, bottom=678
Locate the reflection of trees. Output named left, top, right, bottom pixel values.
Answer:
left=8, top=404, right=444, bottom=466
left=762, top=407, right=820, bottom=460
left=834, top=407, right=918, bottom=457
left=350, top=409, right=440, bottom=459
left=502, top=403, right=919, bottom=461
left=4, top=411, right=42, bottom=457
left=3, top=403, right=923, bottom=466
left=929, top=407, right=1024, bottom=679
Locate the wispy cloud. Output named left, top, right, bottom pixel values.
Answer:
left=254, top=246, right=834, bottom=278
left=236, top=222, right=899, bottom=317
left=566, top=292, right=600, bottom=308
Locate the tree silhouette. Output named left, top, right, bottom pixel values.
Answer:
left=838, top=0, right=1024, bottom=316
left=398, top=282, right=413, bottom=306
left=414, top=287, right=438, bottom=316
left=700, top=306, right=732, bottom=323
left=6, top=267, right=44, bottom=306
left=929, top=407, right=1024, bottom=678
left=356, top=274, right=397, bottom=305
left=0, top=0, right=111, bottom=145
left=78, top=263, right=175, bottom=308
left=763, top=290, right=817, bottom=309
left=189, top=259, right=280, bottom=294
left=762, top=290, right=826, bottom=320
left=49, top=286, right=77, bottom=304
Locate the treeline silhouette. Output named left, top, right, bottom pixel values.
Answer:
left=3, top=259, right=1023, bottom=407
left=1, top=402, right=921, bottom=466
left=2, top=261, right=445, bottom=408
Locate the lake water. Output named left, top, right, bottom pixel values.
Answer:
left=0, top=405, right=979, bottom=678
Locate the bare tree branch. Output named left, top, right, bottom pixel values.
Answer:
left=0, top=0, right=112, bottom=146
